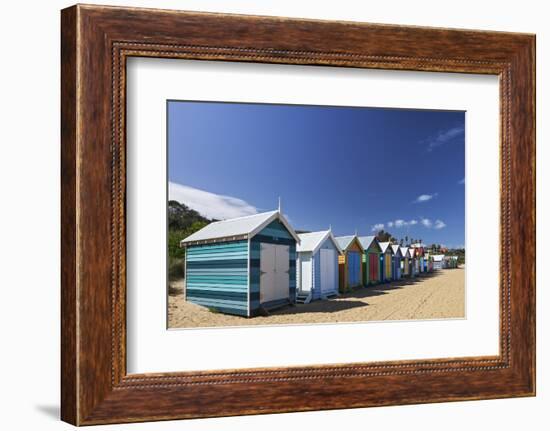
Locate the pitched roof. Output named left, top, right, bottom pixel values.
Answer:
left=400, top=247, right=410, bottom=258
left=180, top=210, right=300, bottom=246
left=297, top=230, right=343, bottom=255
left=334, top=235, right=364, bottom=252
left=391, top=244, right=402, bottom=256
left=408, top=248, right=416, bottom=258
left=432, top=254, right=445, bottom=262
left=358, top=236, right=381, bottom=252
left=378, top=241, right=393, bottom=253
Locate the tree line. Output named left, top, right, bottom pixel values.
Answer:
left=167, top=200, right=214, bottom=279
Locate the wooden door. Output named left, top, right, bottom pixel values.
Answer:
left=320, top=248, right=336, bottom=293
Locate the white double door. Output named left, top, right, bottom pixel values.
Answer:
left=299, top=249, right=336, bottom=295
left=260, top=243, right=290, bottom=303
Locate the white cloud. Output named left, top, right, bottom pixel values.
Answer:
left=434, top=219, right=447, bottom=229
left=383, top=217, right=445, bottom=230
left=389, top=219, right=417, bottom=228
left=394, top=219, right=406, bottom=228
left=414, top=193, right=438, bottom=203
left=426, top=125, right=465, bottom=152
left=371, top=223, right=385, bottom=232
left=169, top=182, right=258, bottom=220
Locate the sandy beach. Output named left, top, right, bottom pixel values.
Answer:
left=168, top=267, right=465, bottom=329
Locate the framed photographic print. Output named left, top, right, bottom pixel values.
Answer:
left=61, top=4, right=535, bottom=425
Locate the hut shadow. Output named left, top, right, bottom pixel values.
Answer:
left=272, top=299, right=369, bottom=315
left=257, top=271, right=446, bottom=316
left=339, top=271, right=441, bottom=299
left=266, top=273, right=443, bottom=315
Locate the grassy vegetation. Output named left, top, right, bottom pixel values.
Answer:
left=168, top=256, right=185, bottom=281
left=167, top=201, right=213, bottom=281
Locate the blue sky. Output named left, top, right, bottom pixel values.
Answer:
left=168, top=101, right=465, bottom=248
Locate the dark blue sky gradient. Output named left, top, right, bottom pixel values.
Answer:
left=168, top=101, right=465, bottom=248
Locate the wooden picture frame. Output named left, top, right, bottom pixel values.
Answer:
left=61, top=4, right=535, bottom=425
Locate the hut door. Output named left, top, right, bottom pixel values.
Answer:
left=320, top=248, right=336, bottom=293
left=260, top=243, right=289, bottom=303
left=274, top=245, right=290, bottom=300
left=300, top=255, right=312, bottom=293
left=394, top=257, right=400, bottom=278
left=260, top=243, right=276, bottom=303
left=369, top=253, right=378, bottom=282
left=348, top=251, right=360, bottom=286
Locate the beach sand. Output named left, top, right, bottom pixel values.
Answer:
left=168, top=267, right=465, bottom=329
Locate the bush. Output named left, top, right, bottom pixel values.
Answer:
left=166, top=201, right=212, bottom=281
left=168, top=229, right=187, bottom=260
left=168, top=256, right=185, bottom=281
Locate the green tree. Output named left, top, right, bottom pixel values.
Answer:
left=375, top=230, right=393, bottom=242
left=167, top=200, right=212, bottom=280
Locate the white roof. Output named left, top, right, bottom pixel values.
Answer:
left=297, top=230, right=343, bottom=255
left=180, top=210, right=300, bottom=246
left=400, top=247, right=410, bottom=258
left=379, top=241, right=393, bottom=253
left=358, top=235, right=380, bottom=252
left=432, top=254, right=446, bottom=262
left=408, top=248, right=416, bottom=258
left=391, top=245, right=402, bottom=256
left=335, top=235, right=364, bottom=252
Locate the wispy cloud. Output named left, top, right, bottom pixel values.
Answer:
left=394, top=219, right=407, bottom=228
left=420, top=218, right=432, bottom=228
left=458, top=178, right=465, bottom=185
left=414, top=193, right=438, bottom=203
left=371, top=223, right=385, bottom=232
left=434, top=220, right=447, bottom=229
left=376, top=217, right=446, bottom=230
left=168, top=182, right=258, bottom=220
left=387, top=219, right=418, bottom=228
left=426, top=125, right=465, bottom=152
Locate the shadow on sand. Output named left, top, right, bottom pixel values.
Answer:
left=269, top=272, right=441, bottom=315
left=342, top=271, right=439, bottom=299
left=169, top=271, right=450, bottom=317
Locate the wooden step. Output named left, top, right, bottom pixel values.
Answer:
left=295, top=292, right=312, bottom=304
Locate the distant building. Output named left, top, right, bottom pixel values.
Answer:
left=411, top=243, right=426, bottom=273
left=400, top=247, right=412, bottom=277
left=408, top=247, right=417, bottom=277
left=391, top=244, right=403, bottom=279
left=432, top=254, right=446, bottom=270
left=378, top=241, right=394, bottom=282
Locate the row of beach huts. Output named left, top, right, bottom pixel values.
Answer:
left=180, top=209, right=459, bottom=317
